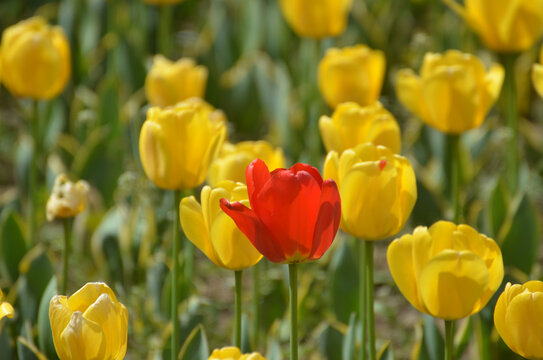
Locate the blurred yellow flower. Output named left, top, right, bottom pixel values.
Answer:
left=532, top=46, right=543, bottom=98
left=139, top=98, right=226, bottom=190
left=278, top=0, right=352, bottom=38
left=0, top=289, right=14, bottom=320
left=319, top=102, right=401, bottom=154
left=319, top=45, right=385, bottom=108
left=494, top=281, right=543, bottom=360
left=209, top=346, right=266, bottom=360
left=207, top=141, right=285, bottom=187
left=145, top=55, right=208, bottom=107
left=323, top=143, right=416, bottom=240
left=396, top=50, right=503, bottom=134
left=445, top=0, right=543, bottom=53
left=387, top=221, right=504, bottom=320
left=49, top=282, right=128, bottom=360
left=46, top=174, right=89, bottom=222
left=180, top=181, right=262, bottom=270
left=1, top=16, right=70, bottom=99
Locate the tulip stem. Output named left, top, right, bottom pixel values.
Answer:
left=158, top=5, right=173, bottom=56
left=234, top=270, right=243, bottom=349
left=365, top=241, right=376, bottom=360
left=171, top=190, right=181, bottom=360
left=61, top=218, right=73, bottom=295
left=289, top=263, right=298, bottom=360
left=252, top=262, right=260, bottom=349
left=358, top=240, right=366, bottom=360
left=28, top=99, right=39, bottom=244
left=444, top=320, right=455, bottom=360
left=501, top=53, right=519, bottom=193
left=446, top=134, right=461, bottom=223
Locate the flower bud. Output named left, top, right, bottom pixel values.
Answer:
left=46, top=174, right=89, bottom=222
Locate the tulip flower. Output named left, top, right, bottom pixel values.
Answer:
left=46, top=174, right=89, bottom=222
left=145, top=55, right=208, bottom=107
left=532, top=46, right=543, bottom=98
left=318, top=45, right=385, bottom=108
left=180, top=181, right=262, bottom=271
left=1, top=16, right=70, bottom=99
left=396, top=50, right=504, bottom=134
left=209, top=346, right=266, bottom=360
left=207, top=141, right=285, bottom=187
left=139, top=97, right=226, bottom=190
left=0, top=289, right=14, bottom=321
left=444, top=0, right=543, bottom=53
left=324, top=143, right=416, bottom=241
left=220, top=159, right=341, bottom=264
left=494, top=281, right=543, bottom=360
left=278, top=0, right=353, bottom=38
left=49, top=282, right=128, bottom=360
left=319, top=102, right=401, bottom=154
left=387, top=221, right=504, bottom=320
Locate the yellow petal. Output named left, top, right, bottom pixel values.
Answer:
left=505, top=290, right=543, bottom=359
left=139, top=120, right=174, bottom=189
left=532, top=63, right=543, bottom=98
left=60, top=311, right=106, bottom=360
left=319, top=115, right=344, bottom=153
left=494, top=283, right=516, bottom=354
left=393, top=155, right=417, bottom=227
left=323, top=151, right=340, bottom=184
left=479, top=63, right=504, bottom=119
left=67, top=283, right=118, bottom=313
left=0, top=301, right=14, bottom=320
left=420, top=250, right=489, bottom=320
left=395, top=69, right=430, bottom=121
left=49, top=295, right=72, bottom=360
left=180, top=195, right=218, bottom=266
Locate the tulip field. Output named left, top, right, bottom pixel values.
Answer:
left=2, top=0, right=543, bottom=359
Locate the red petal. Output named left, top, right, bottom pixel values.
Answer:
left=310, top=179, right=341, bottom=260
left=220, top=198, right=285, bottom=263
left=254, top=169, right=321, bottom=261
left=289, top=163, right=323, bottom=187
left=246, top=159, right=271, bottom=210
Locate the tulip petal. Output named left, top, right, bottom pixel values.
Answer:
left=533, top=63, right=543, bottom=98
left=246, top=159, right=271, bottom=209
left=288, top=163, right=323, bottom=186
left=505, top=290, right=543, bottom=358
left=60, top=311, right=106, bottom=360
left=420, top=250, right=489, bottom=319
left=309, top=179, right=341, bottom=260
left=139, top=120, right=174, bottom=189
left=394, top=155, right=417, bottom=227
left=67, top=282, right=118, bottom=313
left=323, top=151, right=340, bottom=184
left=83, top=293, right=122, bottom=360
left=395, top=69, right=430, bottom=122
left=0, top=302, right=14, bottom=320
left=220, top=199, right=284, bottom=263
left=49, top=295, right=72, bottom=360
left=319, top=115, right=344, bottom=153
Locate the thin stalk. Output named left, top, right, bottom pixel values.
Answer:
left=501, top=54, right=519, bottom=193
left=365, top=241, right=376, bottom=360
left=288, top=263, right=298, bottom=360
left=28, top=100, right=39, bottom=244
left=61, top=218, right=73, bottom=295
left=252, top=262, right=260, bottom=348
left=445, top=320, right=455, bottom=360
left=171, top=190, right=181, bottom=360
left=447, top=134, right=461, bottom=223
left=358, top=240, right=366, bottom=360
left=158, top=5, right=173, bottom=55
left=234, top=270, right=243, bottom=349
left=184, top=240, right=194, bottom=288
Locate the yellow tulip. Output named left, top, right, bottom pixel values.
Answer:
left=532, top=46, right=543, bottom=98
left=209, top=346, right=266, bottom=360
left=396, top=50, right=504, bottom=134
left=46, top=174, right=90, bottom=221
left=207, top=141, right=285, bottom=187
left=1, top=16, right=70, bottom=99
left=0, top=289, right=14, bottom=320
left=145, top=55, right=208, bottom=107
left=323, top=143, right=416, bottom=241
left=387, top=221, right=504, bottom=320
left=444, top=0, right=543, bottom=53
left=49, top=282, right=128, bottom=360
left=139, top=98, right=226, bottom=190
left=278, top=0, right=352, bottom=38
left=318, top=45, right=385, bottom=108
left=495, top=281, right=543, bottom=360
left=319, top=102, right=401, bottom=154
left=180, top=181, right=262, bottom=270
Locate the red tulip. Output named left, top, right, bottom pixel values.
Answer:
left=220, top=159, right=341, bottom=263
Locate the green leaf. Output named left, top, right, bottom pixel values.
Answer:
left=342, top=313, right=357, bottom=360
left=18, top=248, right=54, bottom=322
left=241, top=313, right=251, bottom=353
left=178, top=324, right=209, bottom=360
left=265, top=337, right=282, bottom=360
left=0, top=326, right=14, bottom=360
left=318, top=324, right=343, bottom=360
left=329, top=240, right=358, bottom=323
left=488, top=179, right=509, bottom=240
left=415, top=315, right=444, bottom=360
left=0, top=210, right=27, bottom=282
left=378, top=341, right=394, bottom=360
left=37, top=276, right=58, bottom=360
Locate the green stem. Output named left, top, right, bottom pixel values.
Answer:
left=252, top=262, right=260, bottom=349
left=288, top=263, right=298, bottom=360
left=61, top=218, right=72, bottom=295
left=358, top=240, right=366, bottom=360
left=234, top=270, right=243, bottom=349
left=158, top=5, right=173, bottom=55
left=473, top=314, right=490, bottom=360
left=184, top=241, right=194, bottom=290
left=447, top=134, right=461, bottom=223
left=28, top=100, right=39, bottom=244
left=365, top=241, right=376, bottom=360
left=501, top=53, right=519, bottom=194
left=445, top=320, right=455, bottom=360
left=171, top=190, right=181, bottom=360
